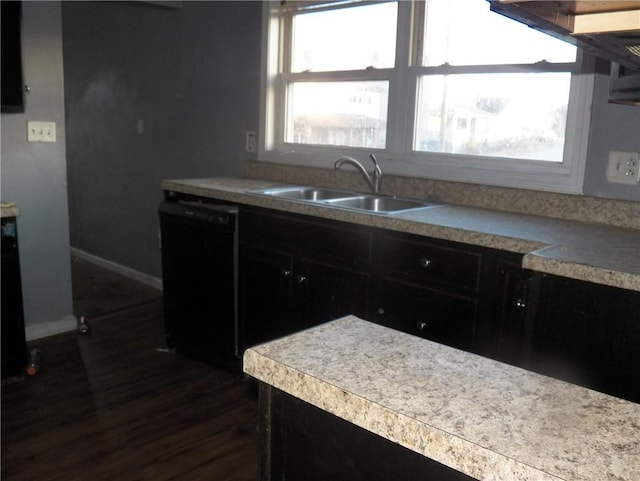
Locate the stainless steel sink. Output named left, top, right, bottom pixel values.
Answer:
left=252, top=186, right=436, bottom=214
left=254, top=186, right=355, bottom=201
left=324, top=195, right=431, bottom=213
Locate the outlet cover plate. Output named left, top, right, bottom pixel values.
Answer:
left=606, top=151, right=640, bottom=185
left=245, top=131, right=256, bottom=153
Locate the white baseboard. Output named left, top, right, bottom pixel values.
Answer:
left=24, top=250, right=162, bottom=341
left=70, top=247, right=163, bottom=290
left=26, top=315, right=77, bottom=341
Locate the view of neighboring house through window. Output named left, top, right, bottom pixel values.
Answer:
left=415, top=0, right=576, bottom=161
left=287, top=1, right=396, bottom=148
left=263, top=0, right=591, bottom=193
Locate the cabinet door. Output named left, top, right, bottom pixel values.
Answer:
left=371, top=279, right=478, bottom=352
left=526, top=273, right=640, bottom=403
left=590, top=286, right=640, bottom=403
left=295, top=259, right=369, bottom=329
left=239, top=246, right=293, bottom=349
left=476, top=257, right=529, bottom=364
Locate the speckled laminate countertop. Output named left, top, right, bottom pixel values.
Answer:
left=161, top=177, right=640, bottom=291
left=243, top=315, right=640, bottom=481
left=1, top=203, right=19, bottom=218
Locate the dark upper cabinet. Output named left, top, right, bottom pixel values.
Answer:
left=1, top=1, right=25, bottom=113
left=488, top=0, right=640, bottom=70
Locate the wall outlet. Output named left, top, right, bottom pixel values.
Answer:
left=606, top=151, right=640, bottom=185
left=27, top=121, right=56, bottom=142
left=245, top=131, right=256, bottom=153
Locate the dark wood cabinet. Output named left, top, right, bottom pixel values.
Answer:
left=239, top=246, right=293, bottom=348
left=295, top=257, right=369, bottom=330
left=371, top=278, right=478, bottom=352
left=239, top=207, right=529, bottom=362
left=523, top=273, right=640, bottom=403
left=239, top=208, right=370, bottom=351
left=261, top=385, right=475, bottom=481
left=1, top=1, right=25, bottom=113
left=370, top=231, right=525, bottom=357
left=181, top=195, right=639, bottom=403
left=370, top=232, right=480, bottom=351
left=373, top=233, right=482, bottom=293
left=477, top=254, right=531, bottom=365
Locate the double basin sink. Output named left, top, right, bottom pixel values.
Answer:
left=252, top=186, right=438, bottom=214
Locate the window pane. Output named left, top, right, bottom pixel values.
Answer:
left=287, top=81, right=388, bottom=148
left=423, top=0, right=576, bottom=66
left=414, top=73, right=571, bottom=161
left=292, top=3, right=397, bottom=72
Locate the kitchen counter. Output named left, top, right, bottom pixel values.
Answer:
left=243, top=315, right=640, bottom=481
left=161, top=177, right=640, bottom=291
left=1, top=203, right=19, bottom=218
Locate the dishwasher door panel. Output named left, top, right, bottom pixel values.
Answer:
left=159, top=203, right=238, bottom=370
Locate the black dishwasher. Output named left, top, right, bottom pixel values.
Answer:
left=159, top=200, right=239, bottom=371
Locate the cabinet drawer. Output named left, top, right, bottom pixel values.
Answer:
left=371, top=279, right=478, bottom=352
left=374, top=234, right=481, bottom=292
left=241, top=208, right=371, bottom=268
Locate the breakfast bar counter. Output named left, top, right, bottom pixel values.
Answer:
left=243, top=316, right=640, bottom=481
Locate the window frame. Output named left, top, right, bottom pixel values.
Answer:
left=259, top=0, right=595, bottom=194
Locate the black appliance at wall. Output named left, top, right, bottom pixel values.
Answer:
left=1, top=216, right=28, bottom=378
left=158, top=199, right=239, bottom=371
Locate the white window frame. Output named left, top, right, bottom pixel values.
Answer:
left=258, top=0, right=595, bottom=194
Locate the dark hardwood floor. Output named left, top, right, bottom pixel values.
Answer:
left=1, top=301, right=259, bottom=481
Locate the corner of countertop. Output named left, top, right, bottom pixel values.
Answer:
left=1, top=202, right=20, bottom=218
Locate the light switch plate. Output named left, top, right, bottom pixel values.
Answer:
left=27, top=121, right=56, bottom=142
left=606, top=151, right=640, bottom=185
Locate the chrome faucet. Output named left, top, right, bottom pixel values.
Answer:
left=334, top=154, right=382, bottom=194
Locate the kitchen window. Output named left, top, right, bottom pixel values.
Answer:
left=260, top=0, right=594, bottom=193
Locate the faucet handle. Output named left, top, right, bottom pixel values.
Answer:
left=369, top=154, right=382, bottom=193
left=369, top=154, right=382, bottom=176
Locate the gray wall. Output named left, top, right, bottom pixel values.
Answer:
left=6, top=1, right=635, bottom=339
left=583, top=59, right=640, bottom=202
left=62, top=1, right=262, bottom=278
left=1, top=1, right=74, bottom=332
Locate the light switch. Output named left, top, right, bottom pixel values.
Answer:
left=27, top=121, right=56, bottom=142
